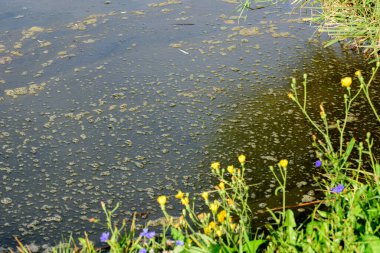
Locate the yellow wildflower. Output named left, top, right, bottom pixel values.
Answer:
left=355, top=70, right=362, bottom=77
left=227, top=198, right=234, bottom=206
left=181, top=197, right=189, bottom=206
left=218, top=181, right=225, bottom=190
left=341, top=77, right=352, bottom=88
left=230, top=223, right=237, bottom=231
left=204, top=227, right=211, bottom=235
left=279, top=159, right=288, bottom=168
left=210, top=201, right=219, bottom=213
left=217, top=210, right=227, bottom=223
left=288, top=93, right=295, bottom=100
left=216, top=229, right=223, bottom=237
left=227, top=165, right=234, bottom=174
left=157, top=195, right=167, bottom=206
left=175, top=191, right=184, bottom=199
left=238, top=155, right=246, bottom=164
left=201, top=192, right=209, bottom=201
left=208, top=221, right=216, bottom=230
left=211, top=162, right=220, bottom=171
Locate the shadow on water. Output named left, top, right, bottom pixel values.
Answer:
left=205, top=41, right=379, bottom=220
left=0, top=0, right=379, bottom=249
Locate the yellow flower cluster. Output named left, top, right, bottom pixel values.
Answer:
left=210, top=200, right=220, bottom=213
left=211, top=162, right=220, bottom=171
left=217, top=210, right=227, bottom=223
left=201, top=191, right=209, bottom=201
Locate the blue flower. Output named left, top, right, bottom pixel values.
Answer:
left=139, top=248, right=147, bottom=253
left=315, top=160, right=322, bottom=168
left=176, top=240, right=185, bottom=246
left=140, top=228, right=155, bottom=239
left=100, top=232, right=110, bottom=242
left=331, top=184, right=344, bottom=194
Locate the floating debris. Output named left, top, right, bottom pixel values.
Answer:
left=148, top=0, right=181, bottom=8
left=239, top=27, right=261, bottom=36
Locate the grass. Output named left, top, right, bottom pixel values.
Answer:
left=10, top=62, right=380, bottom=252
left=239, top=0, right=380, bottom=62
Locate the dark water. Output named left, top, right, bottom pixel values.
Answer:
left=0, top=0, right=377, bottom=249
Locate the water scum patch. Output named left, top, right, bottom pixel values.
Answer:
left=0, top=0, right=374, bottom=249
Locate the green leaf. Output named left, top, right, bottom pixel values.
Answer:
left=361, top=235, right=380, bottom=253
left=171, top=227, right=185, bottom=241
left=187, top=246, right=211, bottom=253
left=324, top=38, right=341, bottom=47
left=284, top=209, right=296, bottom=228
left=243, top=239, right=266, bottom=253
left=317, top=210, right=328, bottom=218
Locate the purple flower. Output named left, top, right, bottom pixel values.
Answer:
left=100, top=232, right=110, bottom=242
left=140, top=228, right=155, bottom=239
left=176, top=240, right=185, bottom=246
left=331, top=184, right=344, bottom=194
left=315, top=160, right=322, bottom=168
left=139, top=248, right=147, bottom=253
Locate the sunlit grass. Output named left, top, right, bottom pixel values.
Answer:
left=239, top=0, right=380, bottom=61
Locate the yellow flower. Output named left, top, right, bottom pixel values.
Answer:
left=230, top=223, right=237, bottom=231
left=157, top=195, right=167, bottom=206
left=218, top=181, right=225, bottom=190
left=341, top=77, right=352, bottom=88
left=208, top=221, right=216, bottom=230
left=279, top=159, right=288, bottom=168
left=210, top=201, right=220, bottom=213
left=288, top=93, right=295, bottom=100
left=201, top=192, right=209, bottom=201
left=211, top=162, right=220, bottom=171
left=355, top=70, right=362, bottom=77
left=204, top=227, right=211, bottom=235
left=227, top=165, right=234, bottom=174
left=217, top=210, right=227, bottom=223
left=238, top=155, right=246, bottom=164
left=181, top=197, right=189, bottom=206
left=227, top=198, right=234, bottom=206
left=216, top=229, right=223, bottom=237
left=175, top=191, right=184, bottom=199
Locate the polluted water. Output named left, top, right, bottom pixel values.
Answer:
left=0, top=0, right=377, bottom=249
